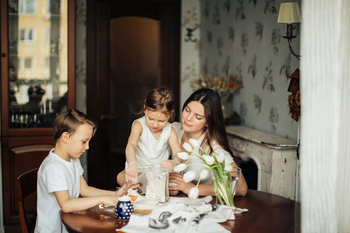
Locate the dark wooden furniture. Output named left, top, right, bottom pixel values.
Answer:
left=86, top=0, right=181, bottom=190
left=17, top=168, right=39, bottom=233
left=61, top=190, right=301, bottom=233
left=0, top=0, right=76, bottom=231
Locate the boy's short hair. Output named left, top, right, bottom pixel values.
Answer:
left=53, top=109, right=97, bottom=140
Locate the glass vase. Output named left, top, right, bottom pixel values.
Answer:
left=211, top=167, right=241, bottom=207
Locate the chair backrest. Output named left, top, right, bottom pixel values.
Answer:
left=17, top=168, right=39, bottom=233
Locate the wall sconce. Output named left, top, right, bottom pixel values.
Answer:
left=278, top=2, right=301, bottom=60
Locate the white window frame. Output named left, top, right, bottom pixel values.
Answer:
left=45, top=28, right=51, bottom=43
left=44, top=57, right=50, bottom=73
left=18, top=57, right=34, bottom=71
left=19, top=0, right=37, bottom=14
left=19, top=28, right=36, bottom=43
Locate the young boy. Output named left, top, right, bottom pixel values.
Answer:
left=35, top=109, right=131, bottom=233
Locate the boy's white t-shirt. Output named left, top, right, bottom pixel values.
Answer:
left=35, top=148, right=84, bottom=233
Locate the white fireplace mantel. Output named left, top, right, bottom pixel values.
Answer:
left=226, top=126, right=298, bottom=199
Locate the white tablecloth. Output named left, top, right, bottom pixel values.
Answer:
left=116, top=196, right=248, bottom=233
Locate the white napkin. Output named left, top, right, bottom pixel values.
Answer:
left=116, top=196, right=248, bottom=233
left=132, top=195, right=212, bottom=211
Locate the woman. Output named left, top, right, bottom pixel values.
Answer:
left=169, top=88, right=248, bottom=196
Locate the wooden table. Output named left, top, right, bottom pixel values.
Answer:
left=61, top=190, right=300, bottom=233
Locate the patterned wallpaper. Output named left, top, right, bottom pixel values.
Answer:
left=180, top=0, right=201, bottom=109
left=181, top=0, right=300, bottom=141
left=76, top=0, right=88, bottom=178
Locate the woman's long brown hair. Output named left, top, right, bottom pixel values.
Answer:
left=182, top=88, right=234, bottom=158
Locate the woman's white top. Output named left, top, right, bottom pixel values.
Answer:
left=132, top=116, right=172, bottom=169
left=172, top=122, right=234, bottom=184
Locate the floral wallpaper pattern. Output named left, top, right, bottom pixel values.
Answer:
left=180, top=1, right=201, bottom=105
left=181, top=0, right=300, bottom=140
left=199, top=0, right=300, bottom=140
left=76, top=0, right=87, bottom=178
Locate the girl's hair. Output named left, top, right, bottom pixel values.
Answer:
left=53, top=109, right=97, bottom=140
left=182, top=88, right=234, bottom=157
left=141, top=86, right=176, bottom=122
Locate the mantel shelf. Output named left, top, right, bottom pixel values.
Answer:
left=226, top=126, right=297, bottom=150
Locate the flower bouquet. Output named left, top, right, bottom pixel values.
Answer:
left=190, top=71, right=243, bottom=102
left=173, top=139, right=241, bottom=207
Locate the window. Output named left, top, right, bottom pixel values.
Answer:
left=19, top=0, right=36, bottom=14
left=19, top=28, right=35, bottom=43
left=19, top=57, right=33, bottom=71
left=45, top=57, right=50, bottom=73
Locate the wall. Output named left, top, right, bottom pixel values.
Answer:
left=75, top=0, right=88, bottom=180
left=181, top=0, right=300, bottom=141
left=180, top=0, right=201, bottom=108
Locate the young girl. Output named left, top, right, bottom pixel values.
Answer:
left=117, top=86, right=183, bottom=187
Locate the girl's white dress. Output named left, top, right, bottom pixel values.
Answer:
left=129, top=116, right=172, bottom=169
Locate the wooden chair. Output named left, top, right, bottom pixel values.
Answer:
left=17, top=168, right=39, bottom=233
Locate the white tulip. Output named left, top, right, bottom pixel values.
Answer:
left=203, top=155, right=215, bottom=165
left=188, top=187, right=199, bottom=199
left=183, top=171, right=196, bottom=183
left=216, top=153, right=225, bottom=163
left=177, top=152, right=190, bottom=160
left=182, top=142, right=193, bottom=152
left=189, top=138, right=200, bottom=148
left=199, top=169, right=209, bottom=179
left=173, top=163, right=187, bottom=172
left=224, top=164, right=233, bottom=172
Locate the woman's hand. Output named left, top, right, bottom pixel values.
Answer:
left=161, top=159, right=180, bottom=169
left=168, top=172, right=195, bottom=195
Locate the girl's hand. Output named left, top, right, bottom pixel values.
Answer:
left=125, top=162, right=138, bottom=183
left=115, top=183, right=128, bottom=197
left=168, top=172, right=194, bottom=195
left=161, top=159, right=180, bottom=169
left=115, top=182, right=140, bottom=197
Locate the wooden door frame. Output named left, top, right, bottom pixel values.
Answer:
left=86, top=0, right=180, bottom=187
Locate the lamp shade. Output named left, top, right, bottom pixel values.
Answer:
left=277, top=2, right=301, bottom=23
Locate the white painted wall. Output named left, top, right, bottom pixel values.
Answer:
left=300, top=0, right=350, bottom=232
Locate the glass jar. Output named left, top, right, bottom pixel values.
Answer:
left=145, top=164, right=169, bottom=203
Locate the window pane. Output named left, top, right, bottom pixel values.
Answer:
left=20, top=29, right=25, bottom=41
left=24, top=58, right=32, bottom=68
left=28, top=29, right=33, bottom=41
left=27, top=0, right=36, bottom=14
left=9, top=0, right=68, bottom=128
